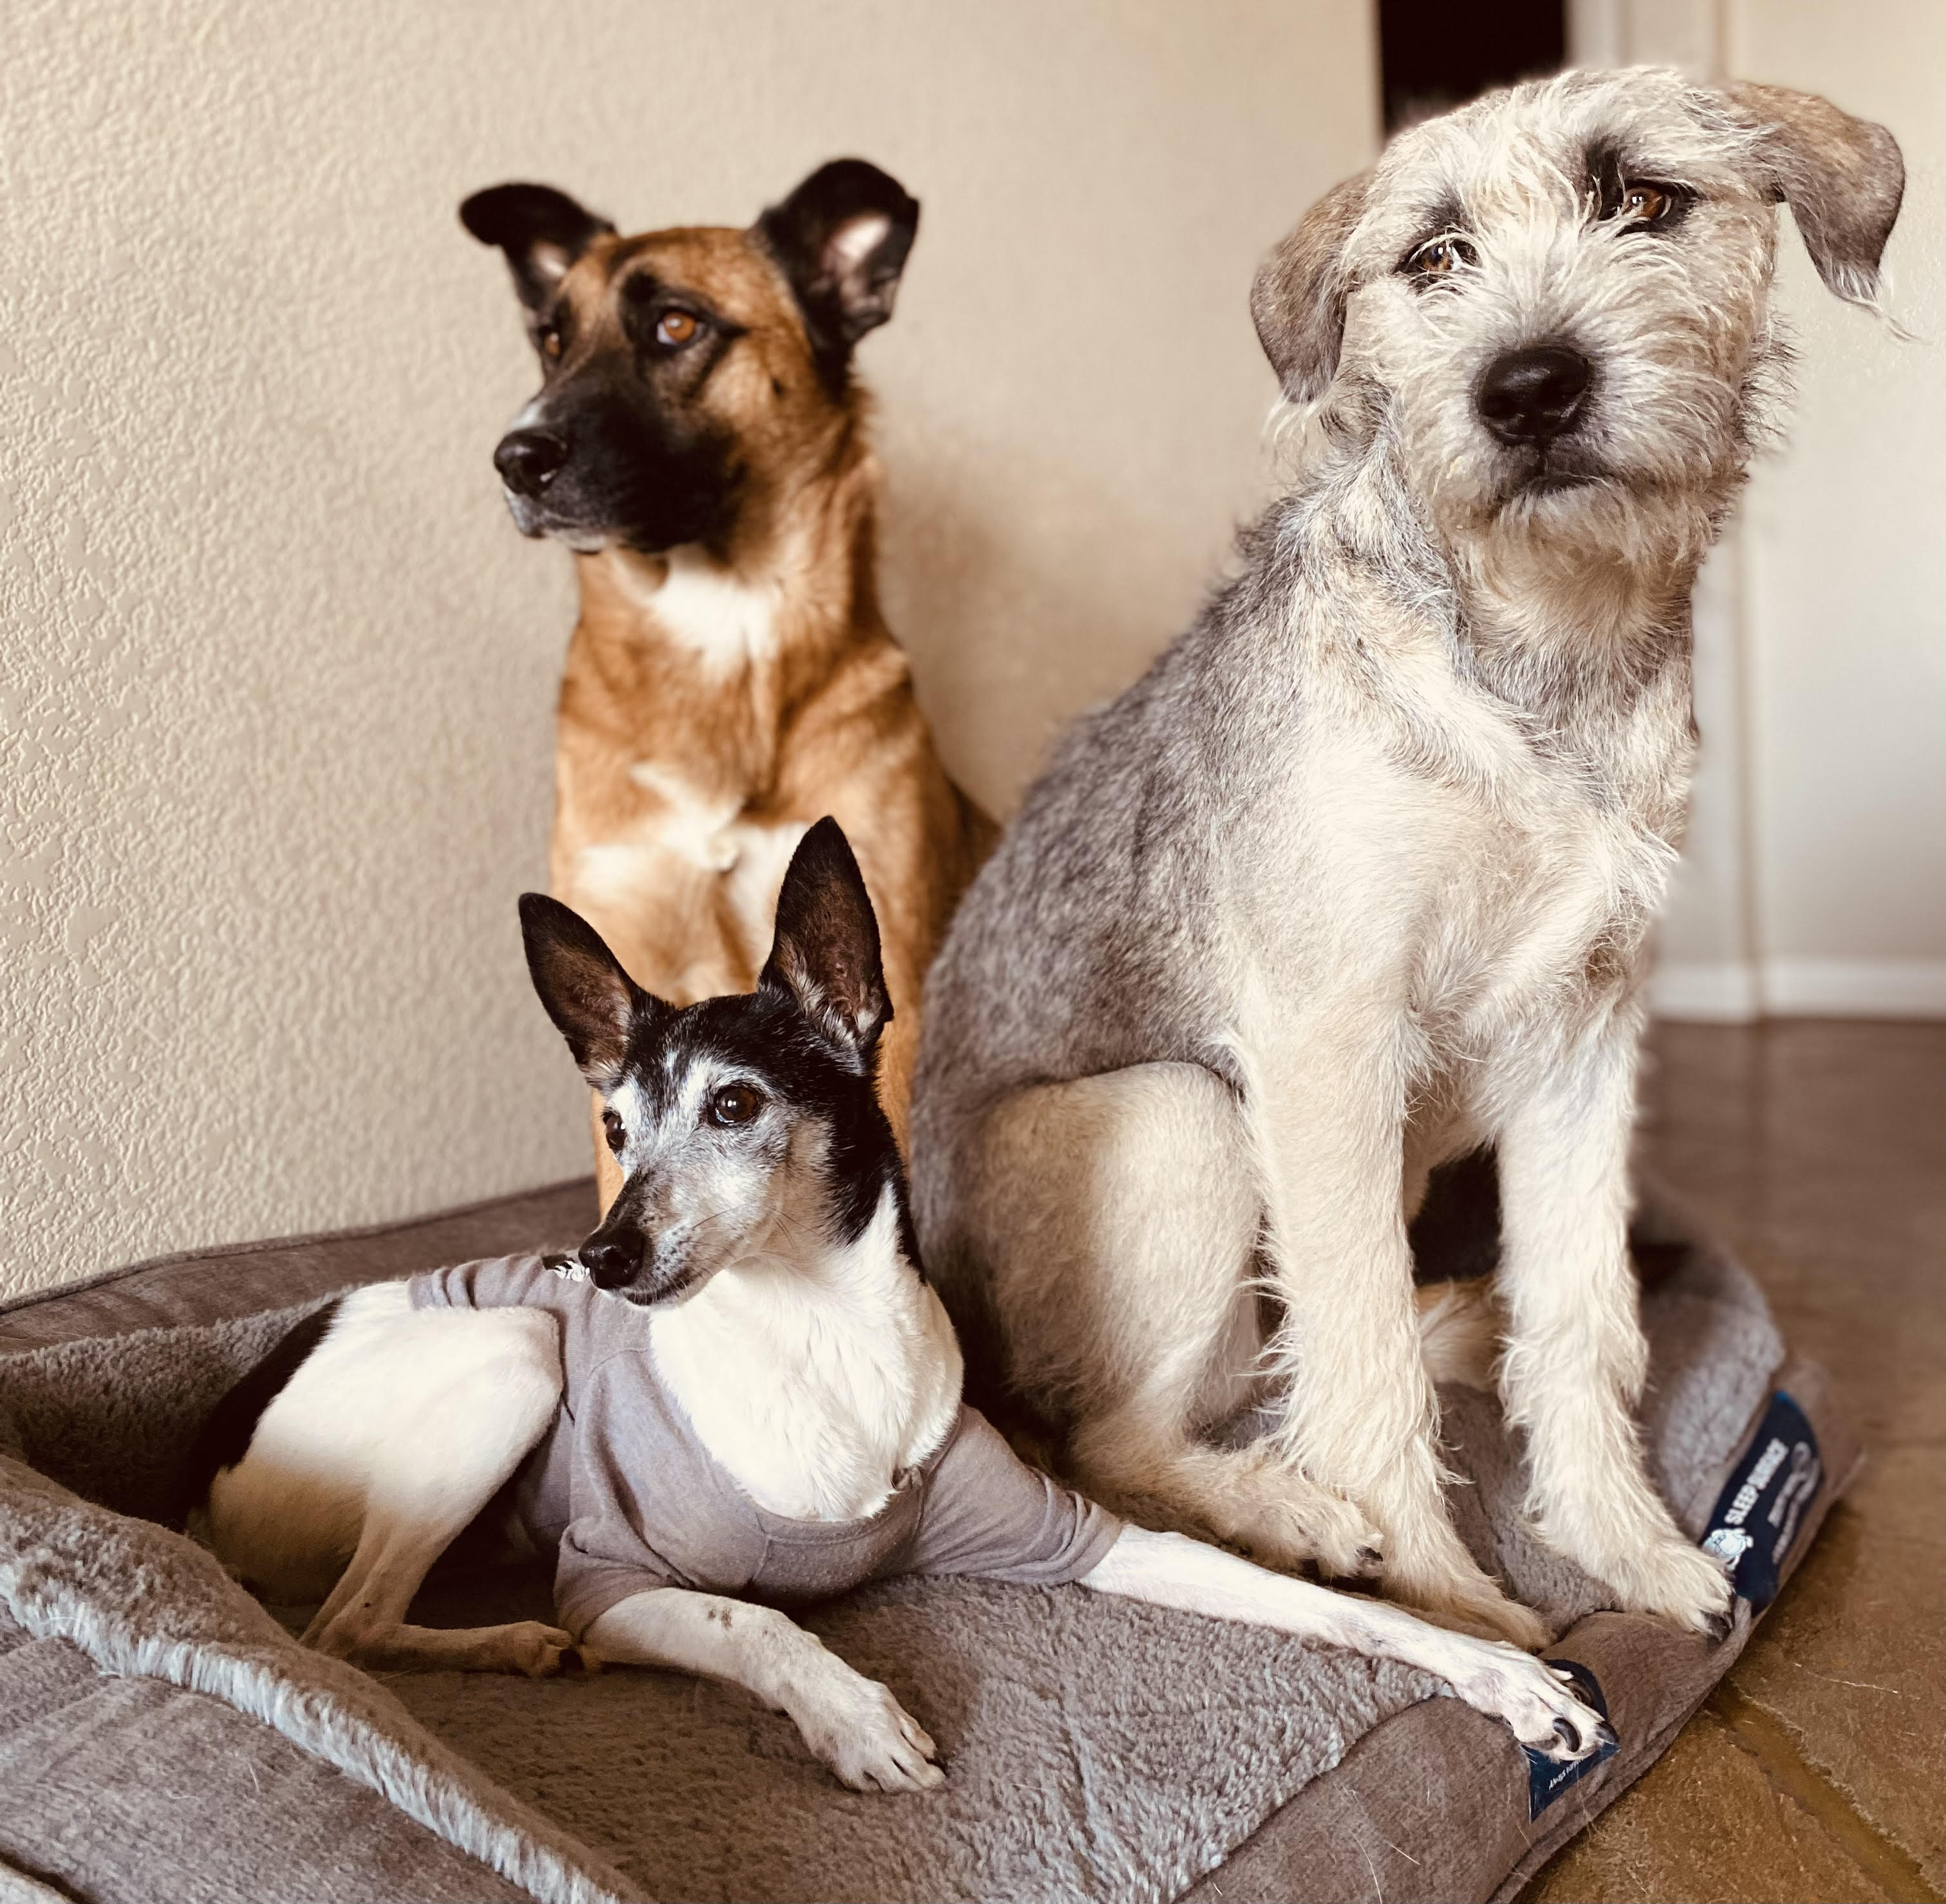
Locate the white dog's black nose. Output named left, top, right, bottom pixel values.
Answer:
left=579, top=1232, right=644, bottom=1290
left=495, top=427, right=569, bottom=496
left=1476, top=346, right=1591, bottom=446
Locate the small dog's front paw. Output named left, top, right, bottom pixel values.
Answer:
left=1461, top=1647, right=1615, bottom=1762
left=800, top=1676, right=945, bottom=1794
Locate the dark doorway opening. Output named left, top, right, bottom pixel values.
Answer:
left=1379, top=0, right=1568, bottom=133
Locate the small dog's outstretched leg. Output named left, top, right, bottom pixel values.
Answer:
left=1083, top=1526, right=1611, bottom=1761
left=1494, top=1022, right=1733, bottom=1634
left=586, top=1590, right=944, bottom=1793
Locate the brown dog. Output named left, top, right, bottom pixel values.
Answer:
left=463, top=162, right=992, bottom=1206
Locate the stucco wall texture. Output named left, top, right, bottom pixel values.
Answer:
left=0, top=1, right=1379, bottom=1297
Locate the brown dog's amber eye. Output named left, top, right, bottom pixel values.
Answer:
left=539, top=326, right=563, bottom=361
left=1405, top=235, right=1478, bottom=277
left=707, top=1084, right=763, bottom=1128
left=655, top=310, right=700, bottom=347
left=602, top=1108, right=626, bottom=1153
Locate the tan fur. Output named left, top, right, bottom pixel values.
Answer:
left=535, top=226, right=993, bottom=1199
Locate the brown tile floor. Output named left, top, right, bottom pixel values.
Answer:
left=1523, top=1021, right=1946, bottom=1904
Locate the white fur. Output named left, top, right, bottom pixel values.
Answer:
left=649, top=1189, right=962, bottom=1520
left=645, top=546, right=782, bottom=672
left=207, top=1282, right=577, bottom=1674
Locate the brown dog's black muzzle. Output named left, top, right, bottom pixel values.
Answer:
left=495, top=427, right=569, bottom=497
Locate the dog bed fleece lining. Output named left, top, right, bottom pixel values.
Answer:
left=0, top=1177, right=1855, bottom=1904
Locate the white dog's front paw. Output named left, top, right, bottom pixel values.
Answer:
left=1458, top=1646, right=1616, bottom=1762
left=796, top=1672, right=945, bottom=1794
left=1607, top=1535, right=1735, bottom=1636
left=1544, top=1517, right=1734, bottom=1636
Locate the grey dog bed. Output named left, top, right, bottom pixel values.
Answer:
left=0, top=1176, right=1853, bottom=1904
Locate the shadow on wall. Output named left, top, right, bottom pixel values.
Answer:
left=880, top=450, right=1244, bottom=821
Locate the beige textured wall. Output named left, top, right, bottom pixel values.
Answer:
left=0, top=0, right=1378, bottom=1297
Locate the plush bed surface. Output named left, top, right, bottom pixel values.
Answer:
left=0, top=1177, right=1855, bottom=1904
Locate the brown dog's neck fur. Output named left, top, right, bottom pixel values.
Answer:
left=564, top=409, right=905, bottom=799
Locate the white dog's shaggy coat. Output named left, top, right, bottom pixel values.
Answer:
left=909, top=69, right=1903, bottom=1647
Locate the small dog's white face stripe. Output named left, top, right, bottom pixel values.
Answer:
left=598, top=1044, right=813, bottom=1299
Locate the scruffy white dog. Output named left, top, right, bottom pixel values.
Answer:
left=911, top=69, right=1902, bottom=1647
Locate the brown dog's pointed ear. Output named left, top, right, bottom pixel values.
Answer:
left=755, top=160, right=920, bottom=385
left=1720, top=84, right=1904, bottom=307
left=759, top=819, right=890, bottom=1058
left=461, top=183, right=616, bottom=319
left=519, top=893, right=644, bottom=1088
left=1251, top=170, right=1371, bottom=404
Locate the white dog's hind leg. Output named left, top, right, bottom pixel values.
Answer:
left=587, top=1590, right=944, bottom=1793
left=974, top=1065, right=1380, bottom=1577
left=210, top=1284, right=577, bottom=1675
left=1084, top=1526, right=1612, bottom=1761
left=1494, top=1024, right=1732, bottom=1634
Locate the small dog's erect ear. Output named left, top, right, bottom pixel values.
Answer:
left=519, top=893, right=642, bottom=1089
left=755, top=159, right=920, bottom=380
left=760, top=818, right=890, bottom=1058
left=1252, top=171, right=1372, bottom=405
left=461, top=183, right=617, bottom=318
left=1720, top=84, right=1904, bottom=308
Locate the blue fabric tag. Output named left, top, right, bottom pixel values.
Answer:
left=1699, top=1389, right=1823, bottom=1613
left=1525, top=1659, right=1620, bottom=1820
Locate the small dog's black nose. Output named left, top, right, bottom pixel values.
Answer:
left=579, top=1232, right=644, bottom=1291
left=1476, top=346, right=1592, bottom=446
left=494, top=428, right=569, bottom=497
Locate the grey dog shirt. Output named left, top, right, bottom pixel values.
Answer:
left=409, top=1255, right=1122, bottom=1636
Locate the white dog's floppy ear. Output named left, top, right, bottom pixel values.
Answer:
left=1251, top=170, right=1372, bottom=403
left=760, top=818, right=891, bottom=1058
left=461, top=183, right=617, bottom=322
left=1719, top=84, right=1904, bottom=308
left=519, top=892, right=645, bottom=1089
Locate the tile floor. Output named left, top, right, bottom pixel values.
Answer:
left=1523, top=1021, right=1946, bottom=1903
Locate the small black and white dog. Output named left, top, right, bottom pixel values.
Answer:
left=198, top=821, right=1607, bottom=1793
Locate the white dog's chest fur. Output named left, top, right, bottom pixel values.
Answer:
left=647, top=1196, right=964, bottom=1522
left=1257, top=652, right=1692, bottom=1075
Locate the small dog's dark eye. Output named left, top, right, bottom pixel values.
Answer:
left=1405, top=235, right=1478, bottom=278
left=655, top=310, right=700, bottom=348
left=538, top=325, right=564, bottom=362
left=707, top=1084, right=763, bottom=1128
left=602, top=1108, right=626, bottom=1154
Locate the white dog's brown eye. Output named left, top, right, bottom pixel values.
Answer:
left=656, top=310, right=700, bottom=347
left=1406, top=235, right=1478, bottom=277
left=707, top=1084, right=763, bottom=1127
left=1608, top=180, right=1691, bottom=230
left=602, top=1108, right=626, bottom=1153
left=1622, top=184, right=1669, bottom=221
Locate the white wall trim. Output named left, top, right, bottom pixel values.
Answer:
left=1653, top=957, right=1946, bottom=1021
left=1651, top=960, right=1763, bottom=1022
left=1762, top=959, right=1946, bottom=1019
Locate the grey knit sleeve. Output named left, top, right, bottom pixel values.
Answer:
left=901, top=1406, right=1123, bottom=1586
